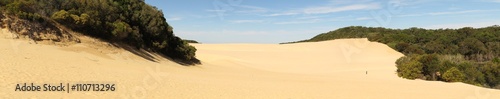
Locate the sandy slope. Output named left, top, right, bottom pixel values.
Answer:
left=1, top=29, right=500, bottom=99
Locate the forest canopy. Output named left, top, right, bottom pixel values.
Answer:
left=0, top=0, right=199, bottom=64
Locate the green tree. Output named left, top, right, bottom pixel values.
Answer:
left=459, top=38, right=487, bottom=56
left=424, top=41, right=445, bottom=54
left=403, top=44, right=425, bottom=55
left=419, top=54, right=441, bottom=80
left=395, top=42, right=409, bottom=52
left=111, top=21, right=132, bottom=40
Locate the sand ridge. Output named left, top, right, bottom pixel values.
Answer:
left=1, top=29, right=500, bottom=98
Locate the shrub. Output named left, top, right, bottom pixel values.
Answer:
left=404, top=44, right=425, bottom=55
left=442, top=67, right=465, bottom=82
left=183, top=39, right=200, bottom=43
left=481, top=62, right=500, bottom=87
left=396, top=56, right=424, bottom=79
left=111, top=21, right=132, bottom=40
left=51, top=10, right=70, bottom=23
left=419, top=54, right=441, bottom=80
left=438, top=54, right=465, bottom=64
left=462, top=65, right=485, bottom=85
left=395, top=42, right=409, bottom=52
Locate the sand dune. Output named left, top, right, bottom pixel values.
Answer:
left=1, top=29, right=500, bottom=98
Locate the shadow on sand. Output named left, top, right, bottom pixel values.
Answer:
left=110, top=43, right=201, bottom=66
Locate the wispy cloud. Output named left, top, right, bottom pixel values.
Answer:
left=230, top=20, right=264, bottom=23
left=488, top=0, right=500, bottom=3
left=274, top=19, right=322, bottom=25
left=389, top=0, right=434, bottom=6
left=274, top=15, right=367, bottom=25
left=206, top=5, right=268, bottom=16
left=266, top=3, right=380, bottom=16
left=266, top=12, right=300, bottom=17
left=398, top=14, right=421, bottom=17
left=329, top=0, right=371, bottom=5
left=296, top=15, right=327, bottom=20
left=166, top=17, right=182, bottom=21
left=206, top=9, right=225, bottom=13
left=429, top=10, right=488, bottom=15
left=424, top=21, right=500, bottom=29
left=303, top=3, right=380, bottom=14
left=235, top=5, right=269, bottom=14
left=355, top=17, right=373, bottom=21
left=398, top=10, right=498, bottom=17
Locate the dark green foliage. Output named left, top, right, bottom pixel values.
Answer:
left=403, top=44, right=425, bottom=55
left=290, top=26, right=500, bottom=89
left=424, top=40, right=446, bottom=54
left=442, top=67, right=465, bottom=82
left=111, top=21, right=132, bottom=40
left=459, top=38, right=487, bottom=56
left=50, top=10, right=70, bottom=23
left=183, top=39, right=200, bottom=43
left=280, top=39, right=309, bottom=44
left=1, top=0, right=199, bottom=64
left=3, top=0, right=44, bottom=22
left=480, top=62, right=500, bottom=87
left=395, top=42, right=409, bottom=52
left=396, top=56, right=423, bottom=79
left=462, top=63, right=486, bottom=86
left=419, top=54, right=441, bottom=80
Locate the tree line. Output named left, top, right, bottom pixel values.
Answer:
left=0, top=0, right=199, bottom=64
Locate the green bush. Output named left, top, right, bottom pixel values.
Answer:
left=442, top=67, right=465, bottom=82
left=111, top=21, right=132, bottom=40
left=480, top=62, right=500, bottom=87
left=396, top=56, right=423, bottom=79
left=462, top=64, right=485, bottom=85
left=395, top=42, right=409, bottom=52
left=419, top=54, right=441, bottom=80
left=51, top=10, right=70, bottom=22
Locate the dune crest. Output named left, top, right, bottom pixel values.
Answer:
left=1, top=31, right=499, bottom=98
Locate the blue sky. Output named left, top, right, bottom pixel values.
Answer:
left=145, top=0, right=500, bottom=43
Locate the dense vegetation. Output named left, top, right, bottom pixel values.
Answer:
left=183, top=39, right=200, bottom=43
left=289, top=26, right=500, bottom=89
left=0, top=0, right=199, bottom=64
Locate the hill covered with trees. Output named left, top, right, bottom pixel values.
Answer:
left=286, top=26, right=500, bottom=89
left=0, top=0, right=199, bottom=64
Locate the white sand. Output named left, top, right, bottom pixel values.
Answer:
left=1, top=29, right=500, bottom=98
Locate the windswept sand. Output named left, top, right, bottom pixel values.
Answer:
left=1, top=29, right=500, bottom=99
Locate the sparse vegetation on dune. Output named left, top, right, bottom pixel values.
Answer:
left=288, top=26, right=500, bottom=89
left=0, top=0, right=199, bottom=65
